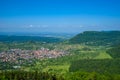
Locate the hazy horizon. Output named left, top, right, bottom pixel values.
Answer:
left=0, top=0, right=120, bottom=33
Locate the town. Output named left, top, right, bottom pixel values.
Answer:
left=0, top=48, right=68, bottom=63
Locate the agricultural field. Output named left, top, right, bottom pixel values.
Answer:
left=0, top=31, right=120, bottom=80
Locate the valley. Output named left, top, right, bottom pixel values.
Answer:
left=0, top=31, right=120, bottom=80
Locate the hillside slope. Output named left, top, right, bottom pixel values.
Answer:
left=69, top=31, right=120, bottom=45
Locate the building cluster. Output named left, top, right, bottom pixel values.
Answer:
left=0, top=48, right=68, bottom=63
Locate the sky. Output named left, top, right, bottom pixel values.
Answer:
left=0, top=0, right=120, bottom=33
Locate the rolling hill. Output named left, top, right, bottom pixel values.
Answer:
left=69, top=31, right=120, bottom=46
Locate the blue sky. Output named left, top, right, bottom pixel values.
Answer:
left=0, top=0, right=120, bottom=33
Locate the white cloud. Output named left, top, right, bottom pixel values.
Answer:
left=79, top=25, right=84, bottom=28
left=29, top=25, right=33, bottom=28
left=27, top=25, right=49, bottom=28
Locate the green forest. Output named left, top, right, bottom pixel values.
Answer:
left=0, top=31, right=120, bottom=80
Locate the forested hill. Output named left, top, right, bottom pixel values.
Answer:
left=69, top=31, right=120, bottom=46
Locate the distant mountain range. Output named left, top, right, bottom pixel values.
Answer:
left=0, top=32, right=76, bottom=39
left=0, top=32, right=77, bottom=43
left=1, top=31, right=120, bottom=45
left=69, top=31, right=120, bottom=46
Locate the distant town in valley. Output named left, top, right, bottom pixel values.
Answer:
left=0, top=0, right=120, bottom=80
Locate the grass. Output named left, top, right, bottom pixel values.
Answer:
left=94, top=51, right=112, bottom=59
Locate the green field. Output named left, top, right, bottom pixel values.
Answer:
left=0, top=31, right=120, bottom=80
